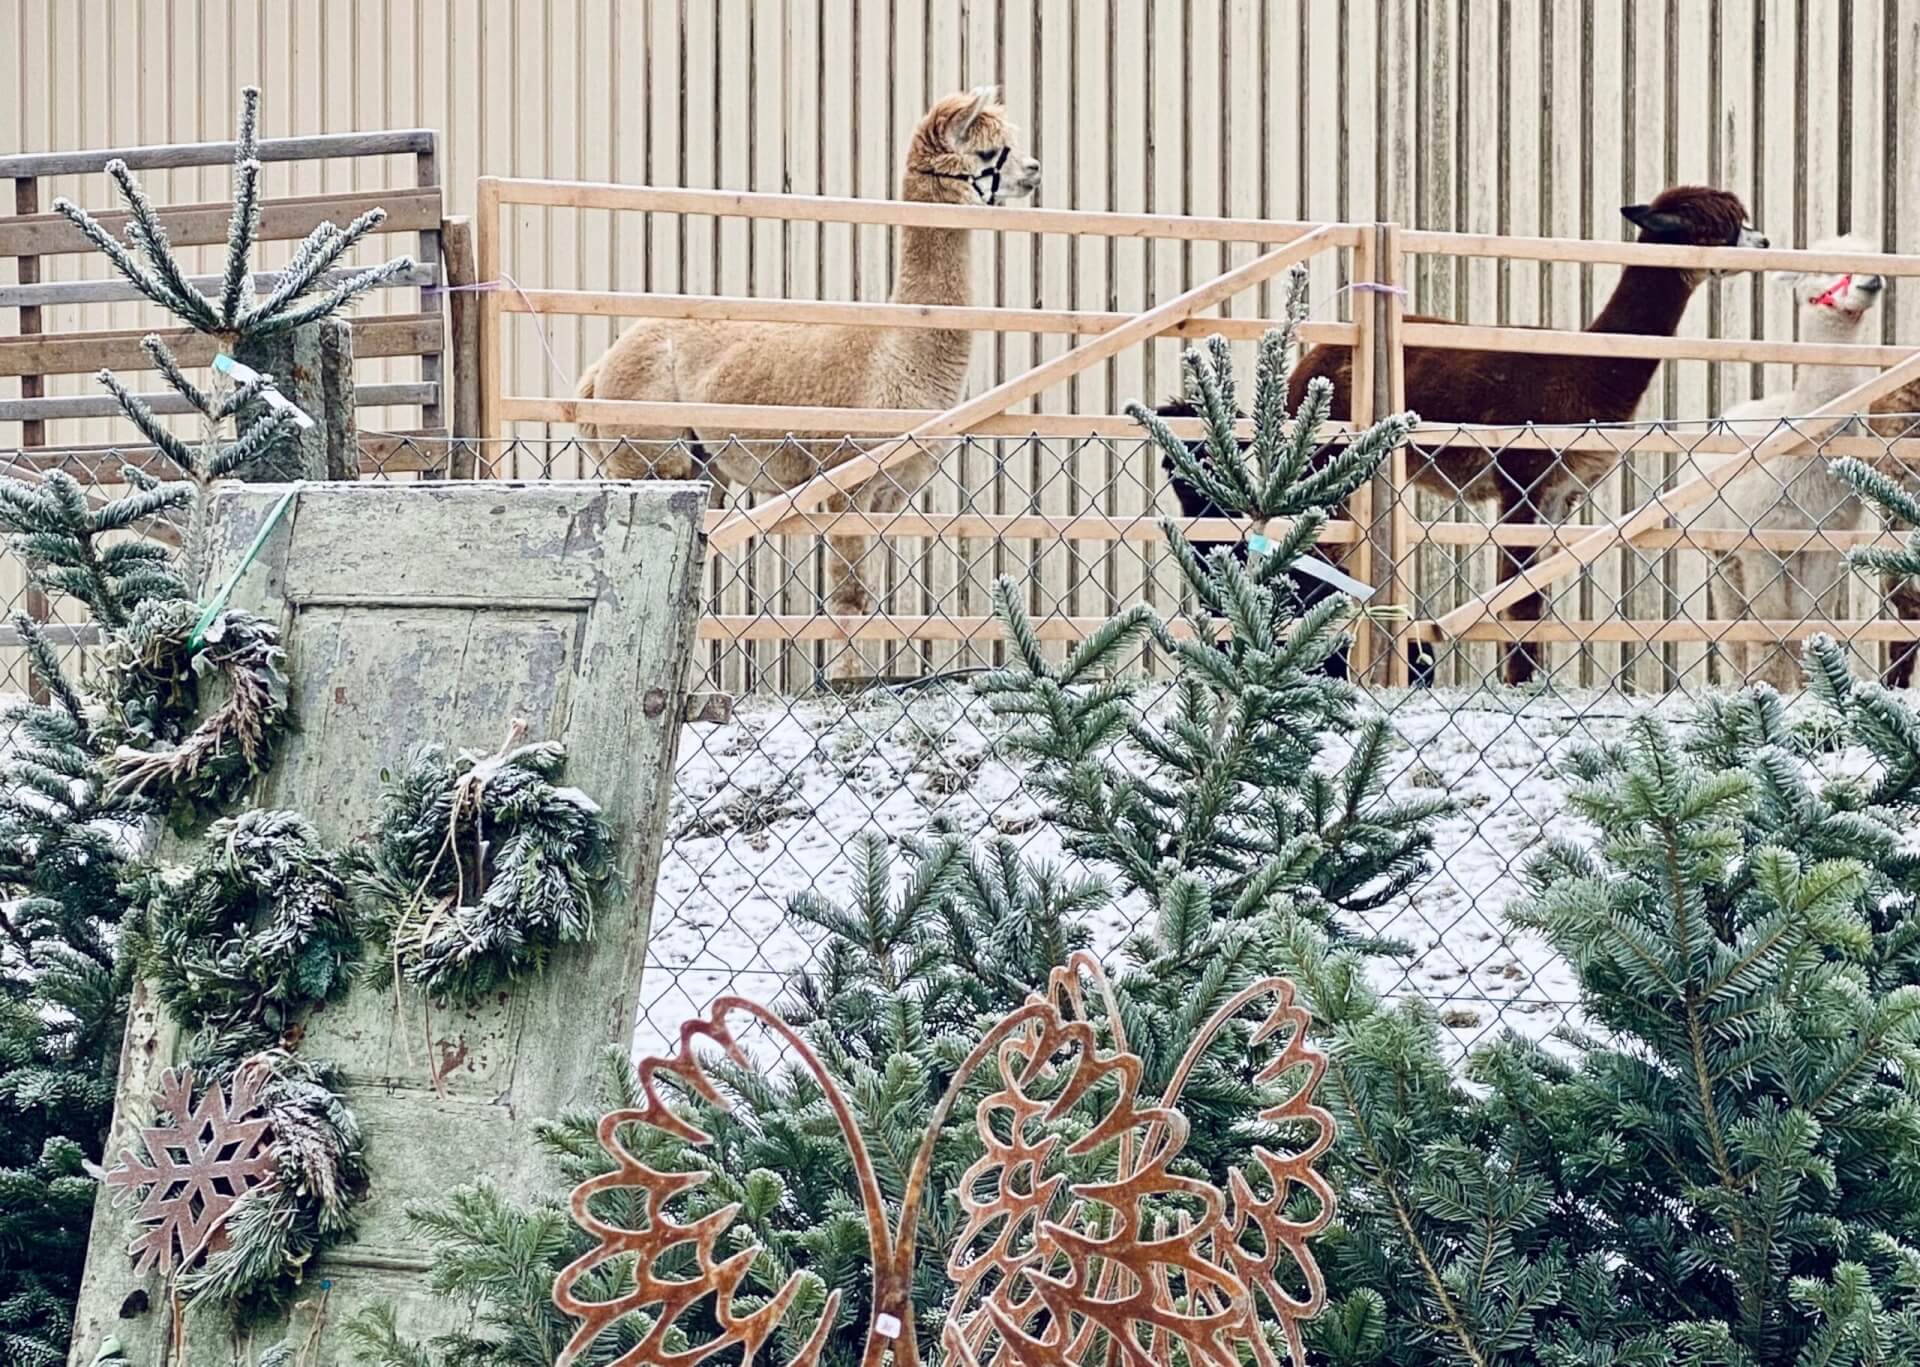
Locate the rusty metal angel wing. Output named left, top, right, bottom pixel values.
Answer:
left=550, top=955, right=1334, bottom=1367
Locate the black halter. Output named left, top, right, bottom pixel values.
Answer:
left=914, top=145, right=1011, bottom=201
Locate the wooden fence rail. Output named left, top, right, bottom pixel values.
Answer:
left=472, top=179, right=1920, bottom=691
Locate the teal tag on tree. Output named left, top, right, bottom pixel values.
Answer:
left=1246, top=532, right=1273, bottom=554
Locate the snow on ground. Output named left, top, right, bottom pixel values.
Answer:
left=644, top=680, right=1764, bottom=1055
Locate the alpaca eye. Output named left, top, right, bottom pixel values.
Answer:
left=978, top=148, right=999, bottom=161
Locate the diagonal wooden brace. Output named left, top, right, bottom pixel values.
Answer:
left=705, top=225, right=1337, bottom=551
left=1432, top=343, right=1920, bottom=638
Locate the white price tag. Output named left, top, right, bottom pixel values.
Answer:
left=872, top=1313, right=902, bottom=1339
left=212, top=353, right=318, bottom=430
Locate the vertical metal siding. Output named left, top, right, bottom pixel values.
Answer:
left=4, top=0, right=1917, bottom=689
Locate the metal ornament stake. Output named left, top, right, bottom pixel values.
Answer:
left=551, top=952, right=1335, bottom=1367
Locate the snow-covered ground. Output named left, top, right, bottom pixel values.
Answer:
left=645, top=681, right=1748, bottom=1054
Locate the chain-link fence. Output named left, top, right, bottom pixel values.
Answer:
left=6, top=416, right=1919, bottom=1054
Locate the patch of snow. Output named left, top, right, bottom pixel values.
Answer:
left=642, top=678, right=1899, bottom=1060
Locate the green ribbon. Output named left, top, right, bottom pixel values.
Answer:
left=189, top=484, right=300, bottom=650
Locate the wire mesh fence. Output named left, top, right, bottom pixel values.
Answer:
left=6, top=417, right=1920, bottom=1055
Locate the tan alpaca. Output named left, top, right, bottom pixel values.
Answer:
left=575, top=87, right=1040, bottom=613
left=1696, top=234, right=1887, bottom=689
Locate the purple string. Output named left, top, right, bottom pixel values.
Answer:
left=426, top=272, right=573, bottom=395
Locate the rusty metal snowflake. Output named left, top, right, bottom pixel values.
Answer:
left=104, top=1064, right=278, bottom=1276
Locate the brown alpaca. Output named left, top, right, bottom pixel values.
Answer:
left=574, top=87, right=1040, bottom=613
left=1288, top=185, right=1768, bottom=684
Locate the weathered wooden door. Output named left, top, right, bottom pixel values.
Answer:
left=69, top=481, right=706, bottom=1364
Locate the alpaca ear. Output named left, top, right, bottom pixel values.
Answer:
left=951, top=85, right=996, bottom=140
left=1620, top=203, right=1687, bottom=236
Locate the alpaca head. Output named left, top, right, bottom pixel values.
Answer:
left=905, top=87, right=1042, bottom=206
left=1786, top=234, right=1886, bottom=333
left=1621, top=186, right=1767, bottom=282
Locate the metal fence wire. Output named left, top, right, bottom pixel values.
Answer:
left=6, top=418, right=1920, bottom=1054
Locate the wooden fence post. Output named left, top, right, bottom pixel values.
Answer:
left=475, top=178, right=504, bottom=451
left=1345, top=227, right=1376, bottom=682
left=14, top=174, right=49, bottom=705
left=1379, top=224, right=1411, bottom=687
left=440, top=215, right=482, bottom=474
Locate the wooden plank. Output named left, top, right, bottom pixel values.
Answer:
left=14, top=429, right=454, bottom=478
left=476, top=177, right=503, bottom=441
left=499, top=267, right=1352, bottom=339
left=0, top=262, right=441, bottom=310
left=0, top=314, right=445, bottom=377
left=0, top=128, right=437, bottom=179
left=0, top=187, right=442, bottom=259
left=1398, top=232, right=1920, bottom=274
left=700, top=509, right=1365, bottom=544
left=14, top=171, right=53, bottom=707
left=1407, top=618, right=1920, bottom=645
left=482, top=177, right=1362, bottom=245
left=505, top=398, right=1920, bottom=461
left=1397, top=320, right=1917, bottom=368
left=0, top=381, right=437, bottom=423
left=701, top=231, right=1341, bottom=553
left=695, top=612, right=1234, bottom=643
left=439, top=216, right=482, bottom=454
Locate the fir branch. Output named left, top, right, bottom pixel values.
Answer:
left=139, top=334, right=211, bottom=415
left=248, top=255, right=418, bottom=338
left=102, top=160, right=221, bottom=331
left=219, top=88, right=266, bottom=327
left=91, top=370, right=197, bottom=472
left=242, top=208, right=390, bottom=329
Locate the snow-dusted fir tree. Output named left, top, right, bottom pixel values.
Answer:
left=981, top=267, right=1440, bottom=930
left=51, top=85, right=411, bottom=576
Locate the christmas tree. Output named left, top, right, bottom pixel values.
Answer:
left=980, top=271, right=1441, bottom=932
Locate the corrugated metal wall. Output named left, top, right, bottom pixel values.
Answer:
left=5, top=0, right=1919, bottom=688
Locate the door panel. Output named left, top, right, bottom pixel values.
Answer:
left=70, top=482, right=705, bottom=1364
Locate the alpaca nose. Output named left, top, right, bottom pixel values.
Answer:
left=1861, top=274, right=1886, bottom=293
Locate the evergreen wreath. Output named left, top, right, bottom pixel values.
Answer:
left=128, top=809, right=357, bottom=1063
left=347, top=726, right=616, bottom=1006
left=179, top=1050, right=368, bottom=1317
left=99, top=598, right=292, bottom=822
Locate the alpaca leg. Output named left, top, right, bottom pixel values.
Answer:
left=1712, top=553, right=1755, bottom=687
left=1497, top=498, right=1549, bottom=688
left=824, top=489, right=876, bottom=617
left=575, top=323, right=701, bottom=480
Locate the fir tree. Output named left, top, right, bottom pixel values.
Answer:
left=0, top=535, right=170, bottom=1365
left=49, top=84, right=411, bottom=581
left=1286, top=635, right=1920, bottom=1365
left=978, top=274, right=1443, bottom=932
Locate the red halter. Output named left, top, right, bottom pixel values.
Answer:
left=1811, top=273, right=1854, bottom=310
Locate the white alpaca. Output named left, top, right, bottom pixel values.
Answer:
left=1699, top=234, right=1886, bottom=690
